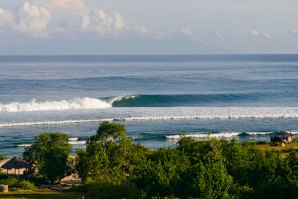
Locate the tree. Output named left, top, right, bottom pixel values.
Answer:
left=77, top=122, right=127, bottom=183
left=192, top=160, right=239, bottom=199
left=23, top=132, right=71, bottom=184
left=76, top=121, right=149, bottom=185
left=88, top=121, right=127, bottom=147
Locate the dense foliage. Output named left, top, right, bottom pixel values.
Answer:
left=76, top=121, right=148, bottom=184
left=14, top=122, right=298, bottom=198
left=76, top=122, right=298, bottom=198
left=0, top=176, right=36, bottom=190
left=23, top=132, right=72, bottom=184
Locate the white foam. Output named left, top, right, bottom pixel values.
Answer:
left=68, top=141, right=86, bottom=145
left=0, top=97, right=111, bottom=113
left=68, top=137, right=78, bottom=141
left=166, top=132, right=240, bottom=140
left=120, top=107, right=298, bottom=120
left=17, top=144, right=31, bottom=147
left=0, top=119, right=113, bottom=128
left=17, top=141, right=86, bottom=147
left=2, top=107, right=298, bottom=128
left=287, top=131, right=298, bottom=135
left=166, top=131, right=278, bottom=140
left=244, top=132, right=272, bottom=136
left=108, top=95, right=137, bottom=104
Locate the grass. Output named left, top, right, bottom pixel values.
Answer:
left=0, top=189, right=83, bottom=199
left=256, top=141, right=298, bottom=154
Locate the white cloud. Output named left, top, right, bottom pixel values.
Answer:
left=113, top=12, right=125, bottom=30
left=180, top=28, right=193, bottom=36
left=249, top=30, right=270, bottom=38
left=0, top=0, right=127, bottom=38
left=135, top=25, right=149, bottom=34
left=0, top=8, right=14, bottom=28
left=80, top=14, right=90, bottom=31
left=80, top=9, right=126, bottom=34
left=178, top=28, right=201, bottom=41
left=14, top=2, right=52, bottom=38
left=49, top=0, right=86, bottom=11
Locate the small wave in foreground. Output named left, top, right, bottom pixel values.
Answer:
left=17, top=138, right=86, bottom=147
left=165, top=131, right=297, bottom=140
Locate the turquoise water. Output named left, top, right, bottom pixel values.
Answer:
left=1, top=55, right=298, bottom=156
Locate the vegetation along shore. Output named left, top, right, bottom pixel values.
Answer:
left=1, top=121, right=298, bottom=198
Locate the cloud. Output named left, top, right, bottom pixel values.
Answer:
left=80, top=14, right=90, bottom=31
left=0, top=0, right=127, bottom=38
left=135, top=25, right=149, bottom=34
left=180, top=28, right=193, bottom=36
left=15, top=2, right=52, bottom=38
left=45, top=0, right=126, bottom=34
left=113, top=12, right=125, bottom=30
left=0, top=8, right=14, bottom=28
left=49, top=0, right=86, bottom=11
left=249, top=30, right=270, bottom=38
left=79, top=9, right=126, bottom=34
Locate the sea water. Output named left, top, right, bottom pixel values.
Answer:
left=1, top=55, right=298, bottom=156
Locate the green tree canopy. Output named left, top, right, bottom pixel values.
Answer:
left=23, top=132, right=71, bottom=184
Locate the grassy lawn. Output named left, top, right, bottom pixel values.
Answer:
left=256, top=141, right=298, bottom=154
left=0, top=189, right=83, bottom=199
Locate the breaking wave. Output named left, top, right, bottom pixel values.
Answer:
left=17, top=138, right=86, bottom=147
left=0, top=97, right=111, bottom=113
left=107, top=93, right=265, bottom=107
left=0, top=93, right=292, bottom=113
left=166, top=132, right=240, bottom=140
left=165, top=131, right=297, bottom=140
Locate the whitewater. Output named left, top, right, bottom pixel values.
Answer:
left=0, top=97, right=111, bottom=112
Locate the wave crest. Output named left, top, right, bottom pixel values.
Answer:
left=108, top=93, right=266, bottom=107
left=0, top=97, right=111, bottom=112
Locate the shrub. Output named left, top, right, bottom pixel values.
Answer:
left=0, top=177, right=36, bottom=190
left=84, top=183, right=140, bottom=199
left=26, top=174, right=48, bottom=186
left=0, top=153, right=8, bottom=161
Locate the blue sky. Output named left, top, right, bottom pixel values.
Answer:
left=0, top=0, right=298, bottom=54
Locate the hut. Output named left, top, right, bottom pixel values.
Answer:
left=1, top=157, right=30, bottom=175
left=270, top=131, right=293, bottom=145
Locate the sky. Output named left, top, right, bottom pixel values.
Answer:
left=0, top=0, right=298, bottom=55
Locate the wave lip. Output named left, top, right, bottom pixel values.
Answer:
left=0, top=97, right=111, bottom=113
left=108, top=93, right=268, bottom=107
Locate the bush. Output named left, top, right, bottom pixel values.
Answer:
left=26, top=174, right=48, bottom=186
left=0, top=177, right=36, bottom=190
left=293, top=136, right=298, bottom=142
left=84, top=183, right=140, bottom=199
left=0, top=153, right=8, bottom=161
left=0, top=173, right=9, bottom=180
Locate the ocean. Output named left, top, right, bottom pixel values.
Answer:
left=1, top=54, right=298, bottom=157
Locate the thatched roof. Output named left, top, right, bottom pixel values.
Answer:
left=1, top=157, right=30, bottom=170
